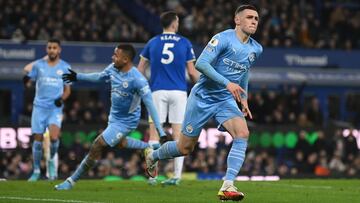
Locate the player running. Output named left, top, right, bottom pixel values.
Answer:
left=144, top=5, right=262, bottom=201
left=55, top=44, right=166, bottom=190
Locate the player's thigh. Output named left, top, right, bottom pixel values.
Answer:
left=102, top=123, right=131, bottom=147
left=214, top=100, right=249, bottom=139
left=150, top=90, right=169, bottom=123
left=48, top=108, right=63, bottom=129
left=171, top=123, right=182, bottom=140
left=222, top=117, right=249, bottom=139
left=31, top=106, right=48, bottom=134
left=181, top=92, right=216, bottom=137
left=168, top=90, right=187, bottom=124
left=48, top=124, right=61, bottom=140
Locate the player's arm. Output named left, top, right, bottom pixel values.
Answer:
left=186, top=61, right=199, bottom=84
left=55, top=85, right=71, bottom=107
left=62, top=68, right=110, bottom=83
left=137, top=78, right=166, bottom=137
left=137, top=56, right=150, bottom=76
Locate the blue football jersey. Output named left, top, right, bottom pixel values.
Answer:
left=77, top=64, right=151, bottom=128
left=140, top=32, right=196, bottom=91
left=193, top=29, right=263, bottom=102
left=27, top=59, right=71, bottom=108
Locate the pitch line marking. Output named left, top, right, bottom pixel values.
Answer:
left=0, top=196, right=105, bottom=203
left=260, top=182, right=333, bottom=189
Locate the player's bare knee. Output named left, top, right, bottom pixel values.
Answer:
left=235, top=129, right=249, bottom=139
left=33, top=134, right=43, bottom=141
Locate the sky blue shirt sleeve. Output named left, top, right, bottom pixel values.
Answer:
left=136, top=77, right=166, bottom=137
left=77, top=66, right=111, bottom=82
left=27, top=60, right=40, bottom=80
left=195, top=34, right=230, bottom=87
left=239, top=70, right=249, bottom=99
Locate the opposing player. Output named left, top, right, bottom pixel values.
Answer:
left=24, top=39, right=71, bottom=181
left=55, top=44, right=166, bottom=190
left=138, top=11, right=198, bottom=185
left=144, top=5, right=262, bottom=201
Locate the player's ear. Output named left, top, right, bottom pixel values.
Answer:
left=234, top=14, right=241, bottom=25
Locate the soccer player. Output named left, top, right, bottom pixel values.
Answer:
left=55, top=44, right=166, bottom=190
left=144, top=5, right=262, bottom=201
left=137, top=11, right=198, bottom=186
left=23, top=39, right=71, bottom=181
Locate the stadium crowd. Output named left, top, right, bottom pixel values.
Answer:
left=1, top=0, right=359, bottom=49
left=1, top=127, right=359, bottom=179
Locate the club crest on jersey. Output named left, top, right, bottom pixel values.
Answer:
left=56, top=70, right=64, bottom=76
left=186, top=125, right=193, bottom=133
left=122, top=81, right=128, bottom=88
left=248, top=52, right=256, bottom=63
left=209, top=38, right=219, bottom=47
left=116, top=132, right=123, bottom=139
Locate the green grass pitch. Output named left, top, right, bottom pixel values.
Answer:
left=0, top=179, right=359, bottom=203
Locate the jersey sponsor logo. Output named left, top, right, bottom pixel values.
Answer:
left=186, top=124, right=193, bottom=133
left=248, top=52, right=256, bottom=63
left=209, top=38, right=219, bottom=47
left=112, top=88, right=129, bottom=97
left=223, top=58, right=248, bottom=72
left=56, top=70, right=63, bottom=76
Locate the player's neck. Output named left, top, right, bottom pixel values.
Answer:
left=235, top=27, right=250, bottom=43
left=163, top=28, right=176, bottom=34
left=116, top=64, right=132, bottom=73
left=47, top=58, right=60, bottom=67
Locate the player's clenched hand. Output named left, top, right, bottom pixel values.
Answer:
left=226, top=82, right=246, bottom=102
left=62, top=69, right=77, bottom=83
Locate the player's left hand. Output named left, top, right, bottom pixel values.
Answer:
left=54, top=97, right=63, bottom=107
left=62, top=69, right=77, bottom=83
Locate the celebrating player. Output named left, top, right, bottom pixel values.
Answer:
left=55, top=44, right=166, bottom=190
left=24, top=39, right=71, bottom=181
left=144, top=5, right=262, bottom=201
left=138, top=11, right=198, bottom=185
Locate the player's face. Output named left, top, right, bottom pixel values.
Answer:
left=46, top=42, right=61, bottom=61
left=112, top=48, right=128, bottom=69
left=235, top=9, right=259, bottom=35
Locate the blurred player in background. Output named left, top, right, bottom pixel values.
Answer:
left=138, top=11, right=198, bottom=186
left=144, top=5, right=262, bottom=201
left=23, top=39, right=71, bottom=181
left=55, top=44, right=166, bottom=190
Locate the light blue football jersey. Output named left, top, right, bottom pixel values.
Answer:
left=77, top=64, right=151, bottom=128
left=27, top=59, right=71, bottom=108
left=140, top=32, right=196, bottom=91
left=193, top=29, right=263, bottom=102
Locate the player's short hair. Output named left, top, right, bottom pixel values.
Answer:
left=47, top=38, right=61, bottom=46
left=160, top=11, right=178, bottom=29
left=117, top=44, right=136, bottom=61
left=235, top=4, right=258, bottom=15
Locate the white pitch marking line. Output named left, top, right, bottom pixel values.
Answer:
left=259, top=182, right=333, bottom=189
left=0, top=196, right=105, bottom=203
